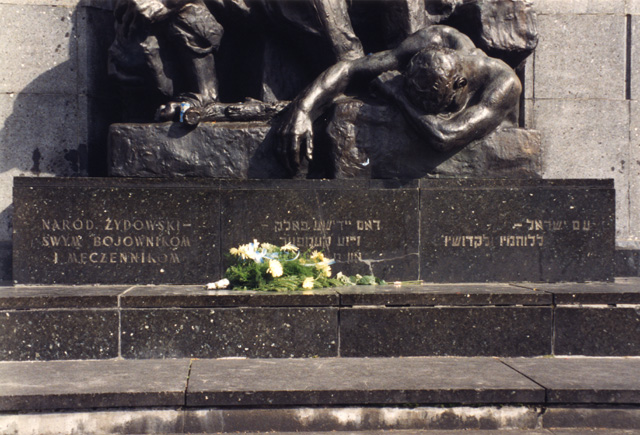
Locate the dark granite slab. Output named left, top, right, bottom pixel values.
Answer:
left=503, top=358, right=640, bottom=404
left=340, top=307, right=552, bottom=357
left=0, top=309, right=119, bottom=360
left=13, top=177, right=221, bottom=284
left=186, top=357, right=544, bottom=407
left=514, top=278, right=640, bottom=304
left=0, top=285, right=130, bottom=309
left=554, top=307, right=640, bottom=356
left=121, top=307, right=338, bottom=358
left=0, top=359, right=190, bottom=411
left=220, top=183, right=420, bottom=281
left=338, top=284, right=551, bottom=306
left=419, top=179, right=615, bottom=282
left=121, top=285, right=339, bottom=308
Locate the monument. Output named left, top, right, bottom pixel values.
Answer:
left=12, top=0, right=615, bottom=284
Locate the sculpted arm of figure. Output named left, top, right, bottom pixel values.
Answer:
left=277, top=52, right=401, bottom=174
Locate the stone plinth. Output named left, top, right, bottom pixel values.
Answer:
left=12, top=177, right=614, bottom=284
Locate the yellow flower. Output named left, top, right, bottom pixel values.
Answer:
left=267, top=259, right=283, bottom=277
left=302, top=277, right=314, bottom=289
left=281, top=243, right=299, bottom=252
left=229, top=247, right=239, bottom=256
left=261, top=243, right=277, bottom=252
left=310, top=251, right=325, bottom=262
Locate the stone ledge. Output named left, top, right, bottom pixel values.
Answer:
left=1, top=357, right=640, bottom=413
left=1, top=280, right=639, bottom=360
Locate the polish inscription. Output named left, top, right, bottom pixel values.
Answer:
left=273, top=219, right=382, bottom=263
left=39, top=217, right=193, bottom=266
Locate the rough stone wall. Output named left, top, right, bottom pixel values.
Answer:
left=0, top=0, right=639, bottom=281
left=525, top=0, right=640, bottom=250
left=0, top=0, right=115, bottom=280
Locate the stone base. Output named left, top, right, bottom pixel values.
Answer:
left=12, top=177, right=614, bottom=284
left=108, top=101, right=541, bottom=179
left=1, top=280, right=639, bottom=361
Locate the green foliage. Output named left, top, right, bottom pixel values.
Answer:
left=223, top=240, right=385, bottom=292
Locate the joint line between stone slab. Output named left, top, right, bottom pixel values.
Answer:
left=627, top=14, right=633, bottom=101
left=184, top=358, right=195, bottom=409
left=497, top=359, right=549, bottom=404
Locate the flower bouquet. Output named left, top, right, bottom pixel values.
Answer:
left=207, top=240, right=384, bottom=292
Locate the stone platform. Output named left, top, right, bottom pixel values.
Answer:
left=2, top=279, right=639, bottom=361
left=1, top=356, right=640, bottom=433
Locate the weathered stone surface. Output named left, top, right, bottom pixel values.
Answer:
left=13, top=178, right=614, bottom=284
left=186, top=357, right=544, bottom=407
left=515, top=278, right=640, bottom=304
left=534, top=14, right=626, bottom=100
left=185, top=407, right=542, bottom=433
left=419, top=179, right=615, bottom=282
left=340, top=307, right=552, bottom=357
left=0, top=4, right=77, bottom=94
left=0, top=285, right=128, bottom=309
left=534, top=99, right=629, bottom=241
left=554, top=307, right=640, bottom=356
left=121, top=307, right=338, bottom=359
left=13, top=177, right=221, bottom=284
left=504, top=358, right=640, bottom=404
left=121, top=285, right=339, bottom=308
left=220, top=180, right=420, bottom=281
left=337, top=284, right=551, bottom=306
left=0, top=309, right=118, bottom=360
left=544, top=408, right=640, bottom=430
left=0, top=359, right=190, bottom=411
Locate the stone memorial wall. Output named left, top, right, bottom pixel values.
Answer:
left=13, top=178, right=614, bottom=284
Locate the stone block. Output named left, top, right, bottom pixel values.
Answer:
left=534, top=99, right=629, bottom=241
left=543, top=407, right=640, bottom=429
left=77, top=5, right=116, bottom=97
left=0, top=285, right=128, bottom=309
left=337, top=284, right=551, bottom=307
left=0, top=4, right=77, bottom=94
left=534, top=14, right=626, bottom=99
left=121, top=285, right=339, bottom=308
left=186, top=357, right=544, bottom=407
left=339, top=307, right=553, bottom=357
left=628, top=101, right=640, bottom=242
left=185, top=406, right=542, bottom=433
left=120, top=307, right=338, bottom=359
left=220, top=180, right=420, bottom=281
left=504, top=357, right=640, bottom=404
left=419, top=179, right=615, bottom=282
left=536, top=0, right=626, bottom=14
left=0, top=93, right=82, bottom=242
left=554, top=307, right=640, bottom=356
left=516, top=278, right=640, bottom=304
left=13, top=178, right=221, bottom=285
left=0, top=309, right=118, bottom=360
left=0, top=359, right=190, bottom=411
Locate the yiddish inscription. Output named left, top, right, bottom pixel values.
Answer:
left=273, top=219, right=382, bottom=263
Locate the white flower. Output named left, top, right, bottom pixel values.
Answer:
left=310, top=250, right=325, bottom=262
left=267, top=259, right=283, bottom=277
left=316, top=262, right=331, bottom=277
left=280, top=243, right=299, bottom=252
left=302, top=277, right=314, bottom=289
left=206, top=278, right=230, bottom=290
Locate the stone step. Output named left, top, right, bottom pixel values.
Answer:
left=1, top=356, right=640, bottom=433
left=1, top=279, right=640, bottom=361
